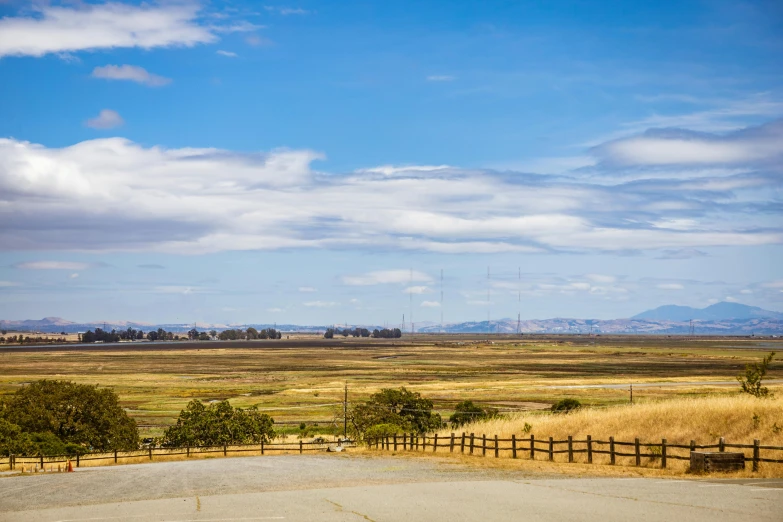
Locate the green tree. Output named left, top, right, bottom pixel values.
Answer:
left=449, top=400, right=499, bottom=428
left=738, top=352, right=776, bottom=398
left=0, top=380, right=138, bottom=451
left=161, top=400, right=275, bottom=447
left=349, top=387, right=441, bottom=440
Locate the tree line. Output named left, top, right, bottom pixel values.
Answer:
left=324, top=327, right=402, bottom=339
left=76, top=327, right=285, bottom=343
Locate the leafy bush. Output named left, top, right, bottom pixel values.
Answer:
left=364, top=423, right=405, bottom=442
left=161, top=400, right=275, bottom=447
left=449, top=401, right=499, bottom=428
left=551, top=398, right=581, bottom=413
left=738, top=352, right=775, bottom=398
left=349, top=387, right=441, bottom=440
left=0, top=380, right=138, bottom=451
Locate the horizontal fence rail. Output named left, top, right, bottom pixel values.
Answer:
left=1, top=439, right=355, bottom=472
left=370, top=433, right=783, bottom=472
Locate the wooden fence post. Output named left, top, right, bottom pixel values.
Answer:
left=530, top=435, right=535, bottom=460
left=261, top=441, right=265, bottom=455
left=9, top=454, right=13, bottom=471
left=690, top=440, right=696, bottom=455
left=494, top=435, right=499, bottom=458
left=609, top=437, right=615, bottom=465
left=548, top=437, right=554, bottom=461
left=223, top=444, right=227, bottom=457
left=661, top=439, right=667, bottom=469
left=753, top=439, right=760, bottom=472
left=394, top=434, right=398, bottom=452
left=299, top=440, right=303, bottom=454
left=40, top=454, right=44, bottom=469
left=450, top=433, right=455, bottom=453
left=635, top=438, right=640, bottom=466
left=470, top=433, right=475, bottom=455
left=568, top=436, right=573, bottom=463
left=422, top=435, right=427, bottom=451
left=114, top=449, right=118, bottom=464
left=187, top=445, right=190, bottom=458
left=512, top=434, right=517, bottom=459
left=482, top=435, right=487, bottom=457
left=719, top=437, right=725, bottom=452
left=149, top=447, right=153, bottom=460
left=461, top=433, right=466, bottom=453
left=76, top=454, right=80, bottom=467
left=403, top=433, right=407, bottom=450
left=587, top=435, right=592, bottom=464
left=433, top=434, right=438, bottom=453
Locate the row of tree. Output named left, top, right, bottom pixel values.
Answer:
left=1, top=335, right=68, bottom=344
left=323, top=327, right=402, bottom=339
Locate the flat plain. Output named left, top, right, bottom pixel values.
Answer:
left=1, top=334, right=781, bottom=438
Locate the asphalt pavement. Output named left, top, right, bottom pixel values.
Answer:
left=0, top=455, right=780, bottom=521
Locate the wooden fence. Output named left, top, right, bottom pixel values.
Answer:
left=370, top=433, right=783, bottom=472
left=1, top=439, right=352, bottom=472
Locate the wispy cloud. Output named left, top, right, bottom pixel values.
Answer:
left=657, top=283, right=684, bottom=290
left=403, top=286, right=429, bottom=294
left=343, top=270, right=431, bottom=286
left=426, top=75, right=456, bottom=82
left=85, top=109, right=124, bottom=129
left=303, top=301, right=338, bottom=307
left=0, top=3, right=217, bottom=58
left=216, top=50, right=238, bottom=57
left=298, top=286, right=317, bottom=292
left=264, top=6, right=311, bottom=15
left=14, top=261, right=94, bottom=270
left=92, top=65, right=171, bottom=87
left=245, top=35, right=274, bottom=47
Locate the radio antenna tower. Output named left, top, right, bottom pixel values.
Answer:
left=409, top=268, right=414, bottom=334
left=440, top=268, right=444, bottom=333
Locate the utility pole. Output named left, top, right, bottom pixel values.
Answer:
left=630, top=384, right=634, bottom=405
left=343, top=382, right=348, bottom=440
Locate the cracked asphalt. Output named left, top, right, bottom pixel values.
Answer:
left=1, top=454, right=781, bottom=521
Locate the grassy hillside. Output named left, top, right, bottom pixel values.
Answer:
left=438, top=395, right=783, bottom=447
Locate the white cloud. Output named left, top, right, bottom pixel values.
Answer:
left=657, top=283, right=684, bottom=290
left=69, top=273, right=79, bottom=279
left=420, top=301, right=440, bottom=307
left=349, top=298, right=360, bottom=304
left=342, top=270, right=431, bottom=286
left=298, top=286, right=317, bottom=292
left=585, top=274, right=616, bottom=284
left=0, top=120, right=781, bottom=255
left=85, top=109, right=124, bottom=129
left=92, top=65, right=171, bottom=87
left=15, top=261, right=92, bottom=270
left=216, top=50, right=238, bottom=57
left=594, top=120, right=783, bottom=167
left=264, top=6, right=311, bottom=15
left=304, top=301, right=338, bottom=307
left=739, top=289, right=753, bottom=295
left=426, top=75, right=455, bottom=82
left=0, top=3, right=217, bottom=58
left=404, top=286, right=429, bottom=294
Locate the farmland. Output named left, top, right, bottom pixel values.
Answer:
left=0, top=334, right=780, bottom=439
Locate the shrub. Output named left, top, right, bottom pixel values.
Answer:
left=161, top=400, right=275, bottom=447
left=364, top=423, right=405, bottom=443
left=349, top=387, right=441, bottom=440
left=738, top=352, right=775, bottom=398
left=449, top=401, right=499, bottom=428
left=551, top=398, right=581, bottom=413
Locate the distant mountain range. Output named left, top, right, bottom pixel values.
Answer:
left=2, top=302, right=782, bottom=336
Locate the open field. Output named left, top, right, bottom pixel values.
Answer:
left=0, top=335, right=781, bottom=439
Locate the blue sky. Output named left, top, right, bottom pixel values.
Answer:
left=0, top=0, right=782, bottom=325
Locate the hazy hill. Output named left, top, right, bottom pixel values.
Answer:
left=632, top=302, right=783, bottom=321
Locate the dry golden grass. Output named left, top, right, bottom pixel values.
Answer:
left=438, top=394, right=783, bottom=446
